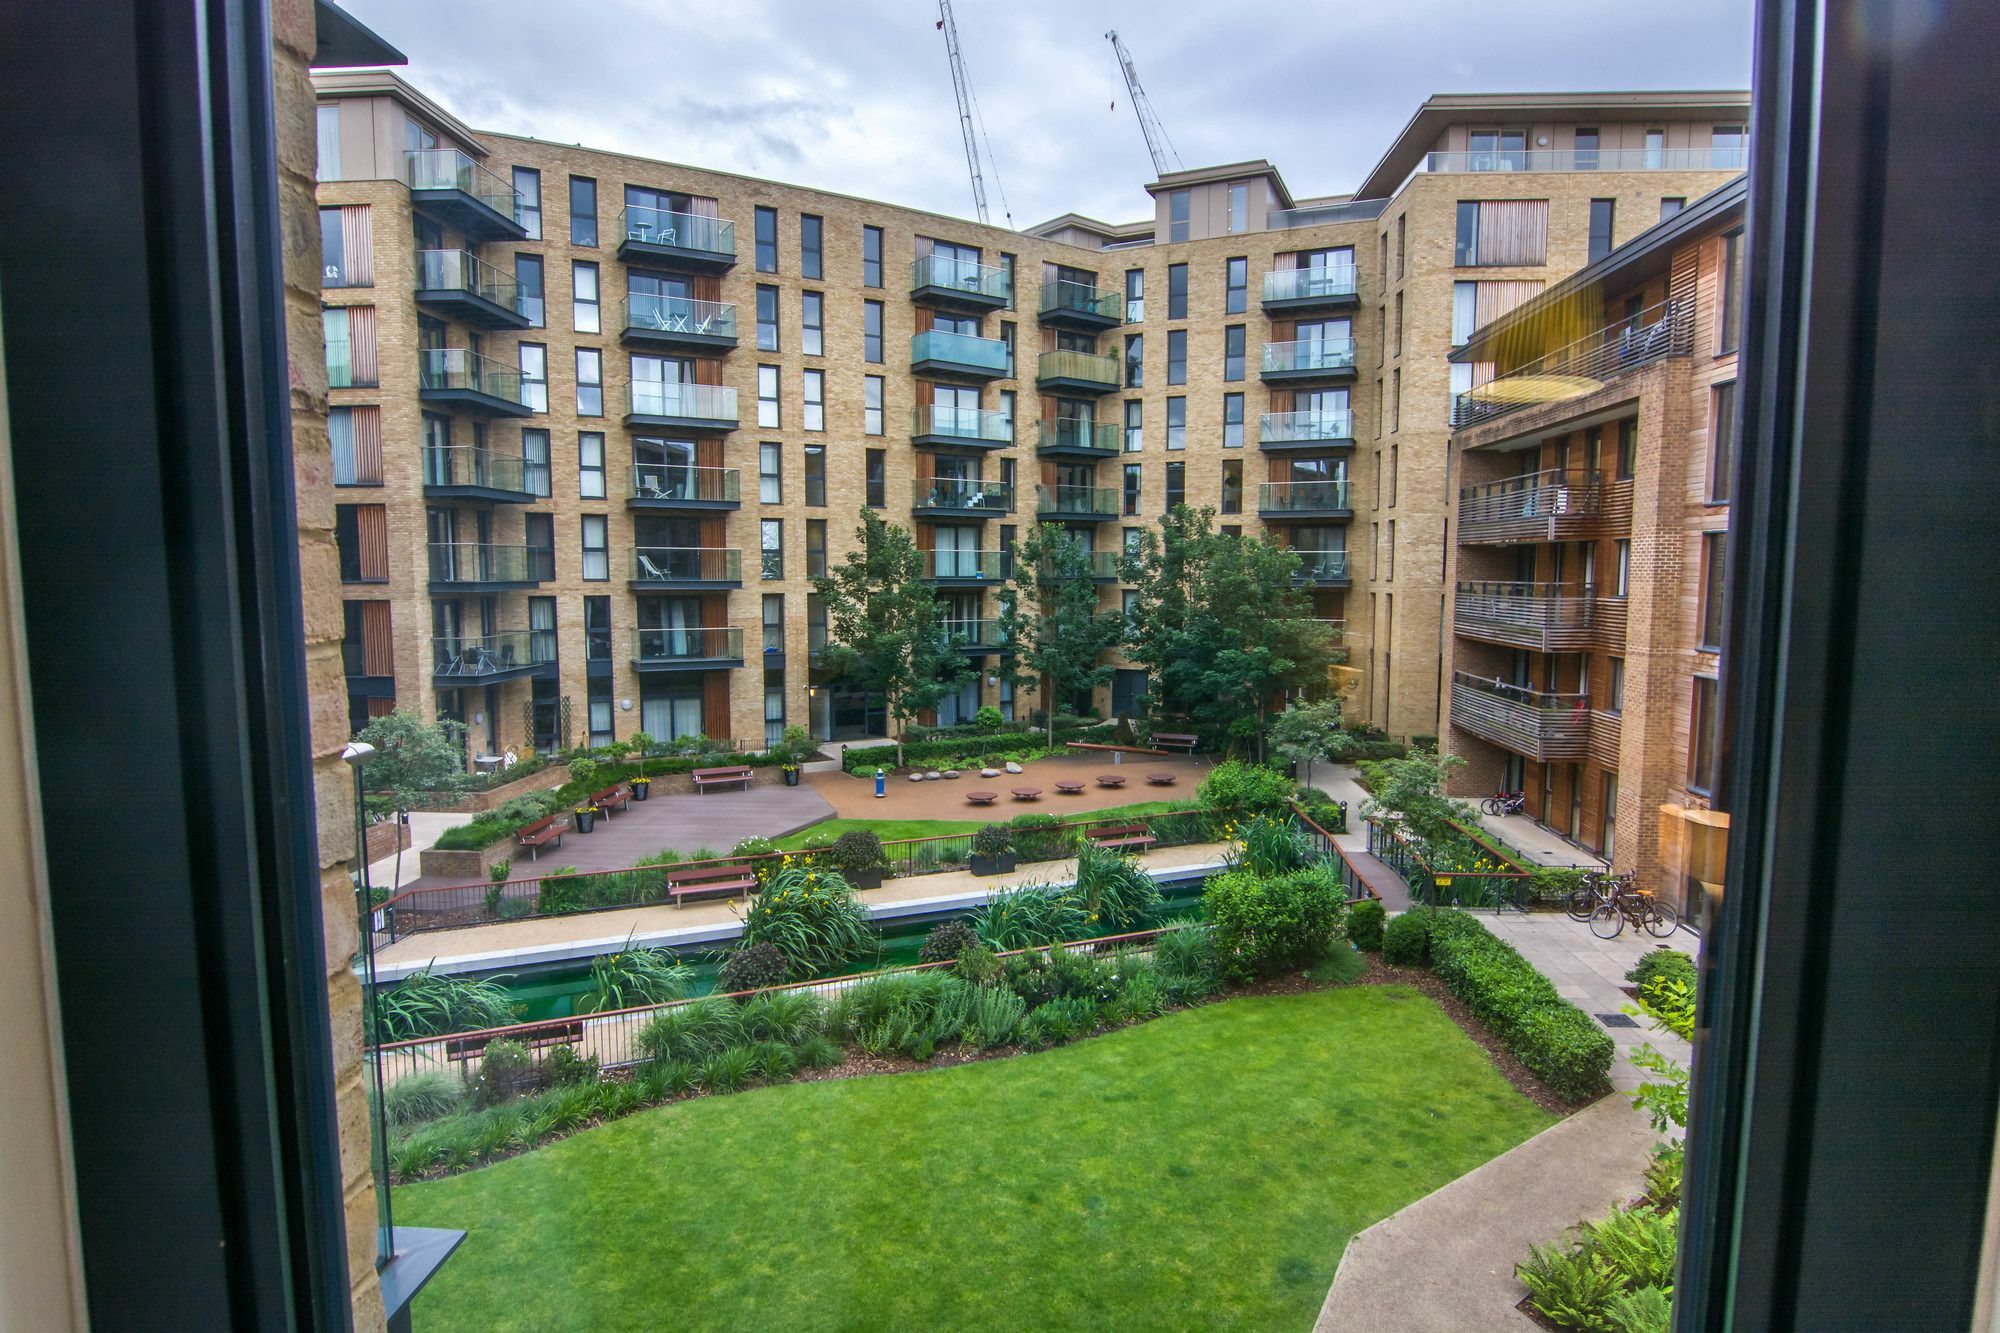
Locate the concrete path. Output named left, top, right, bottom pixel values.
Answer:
left=1308, top=765, right=1414, bottom=911
left=1314, top=1094, right=1658, bottom=1333
left=1475, top=809, right=1609, bottom=870
left=365, top=811, right=469, bottom=890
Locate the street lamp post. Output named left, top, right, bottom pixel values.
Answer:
left=342, top=741, right=394, bottom=1269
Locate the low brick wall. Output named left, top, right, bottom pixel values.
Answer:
left=634, top=765, right=789, bottom=797
left=419, top=834, right=534, bottom=882
left=365, top=817, right=410, bottom=864
left=405, top=764, right=569, bottom=814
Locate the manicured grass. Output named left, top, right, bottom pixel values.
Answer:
left=773, top=801, right=1194, bottom=851
left=396, top=986, right=1552, bottom=1331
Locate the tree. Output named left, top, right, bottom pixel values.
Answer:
left=1269, top=698, right=1349, bottom=789
left=353, top=709, right=475, bottom=891
left=811, top=508, right=972, bottom=767
left=1359, top=749, right=1472, bottom=843
left=996, top=523, right=1125, bottom=747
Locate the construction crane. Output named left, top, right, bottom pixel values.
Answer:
left=935, top=1, right=1011, bottom=225
left=1106, top=30, right=1183, bottom=176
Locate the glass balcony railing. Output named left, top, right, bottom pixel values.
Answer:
left=404, top=149, right=521, bottom=220
left=943, top=619, right=1008, bottom=651
left=426, top=543, right=553, bottom=585
left=625, top=294, right=736, bottom=340
left=910, top=405, right=1012, bottom=445
left=1036, top=485, right=1119, bottom=517
left=1039, top=280, right=1124, bottom=323
left=1035, top=419, right=1120, bottom=454
left=1261, top=339, right=1356, bottom=375
left=913, top=478, right=1013, bottom=513
left=423, top=446, right=546, bottom=495
left=1260, top=410, right=1355, bottom=444
left=631, top=547, right=741, bottom=583
left=431, top=630, right=548, bottom=678
left=1422, top=146, right=1750, bottom=174
left=1258, top=479, right=1351, bottom=513
left=414, top=249, right=522, bottom=310
left=628, top=381, right=739, bottom=423
left=919, top=550, right=1007, bottom=580
left=1032, top=551, right=1122, bottom=582
left=618, top=206, right=735, bottom=260
left=911, top=255, right=1011, bottom=303
left=418, top=347, right=523, bottom=402
left=629, top=464, right=739, bottom=504
left=1262, top=266, right=1357, bottom=303
left=1035, top=349, right=1121, bottom=387
left=631, top=626, right=743, bottom=663
left=910, top=330, right=1010, bottom=375
left=1292, top=550, right=1351, bottom=581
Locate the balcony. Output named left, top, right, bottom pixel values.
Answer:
left=422, top=446, right=545, bottom=503
left=944, top=619, right=1009, bottom=654
left=1260, top=338, right=1356, bottom=384
left=1037, top=280, right=1125, bottom=331
left=910, top=405, right=1012, bottom=450
left=404, top=149, right=526, bottom=242
left=1449, top=671, right=1590, bottom=763
left=1035, top=419, right=1120, bottom=459
left=630, top=626, right=745, bottom=673
left=909, top=255, right=1011, bottom=312
left=1258, top=479, right=1352, bottom=520
left=418, top=348, right=532, bottom=417
left=1036, top=485, right=1119, bottom=522
left=1452, top=298, right=1692, bottom=430
left=628, top=464, right=740, bottom=511
left=910, top=330, right=1010, bottom=381
left=616, top=206, right=736, bottom=273
left=624, top=382, right=739, bottom=434
left=1259, top=409, right=1355, bottom=451
left=912, top=478, right=1013, bottom=519
left=431, top=631, right=553, bottom=684
left=630, top=547, right=742, bottom=590
left=1421, top=146, right=1750, bottom=174
left=1261, top=266, right=1358, bottom=314
left=1035, top=349, right=1121, bottom=394
left=1452, top=582, right=1604, bottom=652
left=413, top=250, right=529, bottom=329
left=917, top=550, right=1007, bottom=585
left=1291, top=550, right=1351, bottom=586
left=1458, top=469, right=1602, bottom=546
left=426, top=543, right=553, bottom=591
left=621, top=295, right=738, bottom=353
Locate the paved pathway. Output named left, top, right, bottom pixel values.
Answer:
left=1309, top=765, right=1414, bottom=910
left=1475, top=809, right=1609, bottom=870
left=365, top=811, right=468, bottom=891
left=807, top=750, right=1214, bottom=821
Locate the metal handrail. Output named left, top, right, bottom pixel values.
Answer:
left=913, top=478, right=1013, bottom=511
left=1258, top=479, right=1351, bottom=511
left=625, top=294, right=737, bottom=338
left=1262, top=266, right=1356, bottom=303
left=404, top=148, right=520, bottom=219
left=423, top=445, right=545, bottom=494
left=911, top=405, right=1011, bottom=442
left=1292, top=551, right=1350, bottom=579
left=911, top=254, right=1010, bottom=301
left=619, top=206, right=734, bottom=257
left=628, top=464, right=740, bottom=503
left=1039, top=280, right=1123, bottom=321
left=1037, top=349, right=1120, bottom=384
left=1259, top=409, right=1354, bottom=444
left=1261, top=338, right=1355, bottom=374
left=1451, top=669, right=1589, bottom=710
left=1423, top=146, right=1749, bottom=174
left=1453, top=298, right=1692, bottom=429
left=1037, top=485, right=1119, bottom=516
left=630, top=547, right=742, bottom=582
left=919, top=550, right=1007, bottom=580
left=425, top=543, right=553, bottom=584
left=414, top=249, right=522, bottom=308
left=631, top=626, right=743, bottom=660
left=628, top=381, right=738, bottom=421
left=910, top=330, right=1009, bottom=372
left=418, top=347, right=521, bottom=399
left=1036, top=419, right=1119, bottom=452
left=431, top=630, right=547, bottom=677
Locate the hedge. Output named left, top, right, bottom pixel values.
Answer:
left=1626, top=948, right=1695, bottom=993
left=840, top=722, right=1119, bottom=773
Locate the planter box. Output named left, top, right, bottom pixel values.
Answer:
left=969, top=852, right=1017, bottom=877
left=845, top=867, right=885, bottom=890
left=364, top=816, right=410, bottom=865
left=631, top=781, right=652, bottom=801
left=574, top=810, right=596, bottom=834
left=418, top=837, right=519, bottom=882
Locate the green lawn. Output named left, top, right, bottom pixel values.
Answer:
left=396, top=987, right=1552, bottom=1331
left=773, top=801, right=1193, bottom=851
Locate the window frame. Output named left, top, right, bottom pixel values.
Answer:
left=861, top=224, right=883, bottom=287
left=754, top=205, right=778, bottom=273
left=800, top=213, right=823, bottom=279
left=580, top=512, right=609, bottom=580
left=513, top=166, right=541, bottom=239
left=578, top=431, right=605, bottom=499
left=568, top=175, right=597, bottom=247
left=574, top=347, right=602, bottom=416
left=571, top=260, right=599, bottom=333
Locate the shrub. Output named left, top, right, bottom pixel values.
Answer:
left=738, top=866, right=875, bottom=978
left=732, top=835, right=780, bottom=861
left=952, top=942, right=1002, bottom=987
left=488, top=859, right=512, bottom=884
left=973, top=704, right=1006, bottom=733
left=1607, top=1286, right=1672, bottom=1333
left=1530, top=864, right=1592, bottom=905
left=1196, top=760, right=1295, bottom=814
left=1643, top=1143, right=1684, bottom=1209
left=1003, top=943, right=1120, bottom=1008
left=917, top=919, right=981, bottom=965
left=1626, top=948, right=1696, bottom=993
left=1150, top=922, right=1221, bottom=1002
left=972, top=823, right=1013, bottom=858
left=381, top=1071, right=465, bottom=1129
left=567, top=756, right=599, bottom=790
left=546, top=1043, right=600, bottom=1087
left=473, top=1039, right=535, bottom=1107
left=794, top=1033, right=844, bottom=1069
left=828, top=829, right=889, bottom=876
left=535, top=866, right=586, bottom=915
left=716, top=941, right=793, bottom=994
left=637, top=997, right=747, bottom=1064
left=1381, top=910, right=1428, bottom=965
left=1518, top=1238, right=1622, bottom=1332
left=1230, top=813, right=1311, bottom=876
left=963, top=984, right=1026, bottom=1048
left=701, top=1045, right=762, bottom=1093
left=1018, top=996, right=1099, bottom=1049
left=739, top=990, right=825, bottom=1046
left=579, top=941, right=692, bottom=1013
left=1072, top=842, right=1163, bottom=932
left=369, top=967, right=518, bottom=1042
left=1347, top=898, right=1386, bottom=952
left=970, top=883, right=1086, bottom=951
left=1203, top=865, right=1347, bottom=981
left=1584, top=1204, right=1678, bottom=1291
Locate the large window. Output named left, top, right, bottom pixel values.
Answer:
left=756, top=285, right=780, bottom=351
left=1468, top=127, right=1526, bottom=171
left=760, top=518, right=783, bottom=580
left=804, top=445, right=826, bottom=506
left=1166, top=397, right=1186, bottom=450
left=318, top=204, right=371, bottom=287
left=1588, top=199, right=1615, bottom=263
left=522, top=428, right=550, bottom=497
left=803, top=369, right=824, bottom=431
left=575, top=348, right=602, bottom=416
left=1125, top=268, right=1144, bottom=322
left=1168, top=190, right=1190, bottom=242
left=513, top=167, right=541, bottom=239
left=1454, top=199, right=1549, bottom=267
left=1165, top=460, right=1185, bottom=511
left=755, top=205, right=778, bottom=272
left=861, top=225, right=883, bottom=287
left=1719, top=229, right=1745, bottom=353
left=578, top=432, right=605, bottom=498
left=1689, top=675, right=1720, bottom=793
left=1221, top=459, right=1242, bottom=514
left=572, top=261, right=599, bottom=333
left=1710, top=381, right=1737, bottom=502
left=800, top=213, right=823, bottom=279
left=315, top=104, right=341, bottom=181
left=1166, top=330, right=1186, bottom=385
left=1701, top=531, right=1728, bottom=649
left=1223, top=393, right=1244, bottom=448
left=758, top=365, right=780, bottom=428
left=1573, top=127, right=1599, bottom=170
left=1124, top=333, right=1143, bottom=387
left=1711, top=123, right=1747, bottom=168
left=1123, top=463, right=1141, bottom=515
left=865, top=449, right=885, bottom=506
left=1124, top=399, right=1143, bottom=452
left=863, top=300, right=884, bottom=362
left=1167, top=263, right=1188, bottom=319
left=519, top=343, right=548, bottom=412
left=863, top=375, right=884, bottom=435
left=806, top=518, right=827, bottom=577
left=581, top=514, right=608, bottom=580
left=1225, top=257, right=1247, bottom=314
left=515, top=253, right=544, bottom=326
left=1223, top=326, right=1245, bottom=381
left=759, top=442, right=781, bottom=502
left=569, top=176, right=597, bottom=246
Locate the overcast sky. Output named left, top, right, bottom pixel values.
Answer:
left=345, top=0, right=1753, bottom=228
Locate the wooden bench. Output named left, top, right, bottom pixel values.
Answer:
left=1086, top=823, right=1157, bottom=853
left=965, top=791, right=998, bottom=806
left=690, top=765, right=753, bottom=794
left=1054, top=780, right=1085, bottom=795
left=1153, top=732, right=1198, bottom=753
left=667, top=861, right=758, bottom=906
left=590, top=782, right=631, bottom=815
left=446, top=1017, right=583, bottom=1065
left=1147, top=772, right=1178, bottom=787
left=514, top=813, right=567, bottom=860
left=1096, top=774, right=1126, bottom=789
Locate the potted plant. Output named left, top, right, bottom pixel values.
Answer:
left=829, top=829, right=889, bottom=889
left=969, top=823, right=1016, bottom=877
left=777, top=723, right=812, bottom=786
left=629, top=731, right=655, bottom=800
left=573, top=803, right=599, bottom=834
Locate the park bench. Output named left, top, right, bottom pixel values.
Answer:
left=514, top=813, right=567, bottom=860
left=965, top=791, right=998, bottom=806
left=591, top=782, right=632, bottom=816
left=1065, top=740, right=1169, bottom=758
left=1085, top=823, right=1157, bottom=853
left=690, top=765, right=753, bottom=794
left=668, top=861, right=758, bottom=906
left=1153, top=732, right=1198, bottom=753
left=446, top=1017, right=582, bottom=1065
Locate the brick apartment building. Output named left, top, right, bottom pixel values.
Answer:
left=1441, top=177, right=1746, bottom=912
left=311, top=55, right=1745, bottom=759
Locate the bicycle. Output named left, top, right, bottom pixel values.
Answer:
left=1566, top=868, right=1634, bottom=922
left=1480, top=790, right=1527, bottom=816
left=1589, top=883, right=1679, bottom=939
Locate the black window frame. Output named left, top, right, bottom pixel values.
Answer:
left=754, top=205, right=778, bottom=273
left=569, top=175, right=597, bottom=247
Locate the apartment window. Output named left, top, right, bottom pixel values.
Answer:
left=1701, top=531, right=1728, bottom=649
left=755, top=206, right=778, bottom=272
left=756, top=284, right=779, bottom=351
left=1469, top=128, right=1527, bottom=171
left=759, top=442, right=781, bottom=502
left=1167, top=263, right=1188, bottom=319
left=1225, top=257, right=1247, bottom=315
left=1001, top=322, right=1015, bottom=377
left=1166, top=329, right=1186, bottom=385
left=1390, top=368, right=1400, bottom=432
left=861, top=225, right=883, bottom=286
left=1711, top=123, right=1747, bottom=168
left=1451, top=281, right=1476, bottom=346
left=999, top=390, right=1015, bottom=442
left=760, top=518, right=783, bottom=580
left=803, top=369, right=825, bottom=431
left=581, top=514, right=608, bottom=580
left=1643, top=129, right=1665, bottom=169
left=522, top=428, right=550, bottom=497
left=513, top=167, right=541, bottom=239
left=806, top=519, right=827, bottom=578
left=1388, top=444, right=1399, bottom=505
left=1383, top=519, right=1395, bottom=578
left=1393, top=292, right=1403, bottom=355
left=1223, top=393, right=1244, bottom=448
left=1588, top=199, right=1616, bottom=264
left=1710, top=381, right=1737, bottom=502
left=761, top=595, right=785, bottom=656
left=1375, top=377, right=1384, bottom=439
left=334, top=504, right=386, bottom=582
left=578, top=432, right=605, bottom=498
left=999, top=457, right=1015, bottom=495
left=569, top=176, right=597, bottom=246
left=804, top=445, right=826, bottom=506
left=862, top=300, right=884, bottom=362
left=1000, top=253, right=1016, bottom=310
left=863, top=375, right=884, bottom=435
left=800, top=213, right=823, bottom=279
left=317, top=205, right=371, bottom=287
left=1124, top=399, right=1143, bottom=452
left=1165, top=397, right=1186, bottom=451
left=1395, top=214, right=1406, bottom=279
left=1125, top=268, right=1145, bottom=321
left=514, top=254, right=544, bottom=326
left=1226, top=182, right=1249, bottom=233
left=1574, top=128, right=1599, bottom=170
left=865, top=449, right=886, bottom=507
left=316, top=104, right=341, bottom=180
left=568, top=347, right=599, bottom=415
left=1124, top=333, right=1143, bottom=387
left=519, top=343, right=548, bottom=412
left=1608, top=657, right=1625, bottom=713
left=584, top=595, right=611, bottom=661
left=1689, top=676, right=1720, bottom=793
left=1454, top=198, right=1548, bottom=266
left=321, top=306, right=376, bottom=387
left=1661, top=197, right=1686, bottom=220
left=1168, top=189, right=1190, bottom=242
left=1223, top=325, right=1245, bottom=381
left=328, top=406, right=382, bottom=485
left=1719, top=229, right=1745, bottom=354
left=1615, top=539, right=1631, bottom=596
left=572, top=261, right=599, bottom=333
left=1123, top=463, right=1142, bottom=515
left=1165, top=461, right=1185, bottom=511
left=795, top=291, right=823, bottom=356
left=1221, top=459, right=1242, bottom=514
left=1617, top=417, right=1638, bottom=479
left=758, top=365, right=780, bottom=428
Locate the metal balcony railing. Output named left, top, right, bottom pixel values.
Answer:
left=911, top=254, right=1011, bottom=303
left=1458, top=468, right=1603, bottom=545
left=943, top=618, right=1008, bottom=651
left=423, top=446, right=546, bottom=495
left=918, top=550, right=1007, bottom=580
left=1262, top=338, right=1356, bottom=375
left=911, top=405, right=1012, bottom=445
left=631, top=548, right=742, bottom=583
left=619, top=206, right=735, bottom=259
left=1262, top=266, right=1357, bottom=303
left=913, top=478, right=1013, bottom=513
left=418, top=347, right=522, bottom=402
left=1037, top=484, right=1119, bottom=517
left=1038, top=280, right=1124, bottom=322
left=628, top=381, right=739, bottom=422
left=626, top=294, right=736, bottom=340
left=1449, top=671, right=1591, bottom=762
left=1423, top=146, right=1750, bottom=174
left=1291, top=550, right=1350, bottom=581
left=1259, top=409, right=1354, bottom=445
left=631, top=626, right=743, bottom=662
left=431, top=630, right=548, bottom=678
left=1258, top=479, right=1351, bottom=513
left=630, top=464, right=739, bottom=504
left=426, top=543, right=553, bottom=585
left=414, top=249, right=522, bottom=310
left=1453, top=582, right=1599, bottom=652
left=1452, top=298, right=1693, bottom=429
left=1036, top=349, right=1121, bottom=387
left=1036, top=419, right=1120, bottom=454
left=404, top=149, right=521, bottom=219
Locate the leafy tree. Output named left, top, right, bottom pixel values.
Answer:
left=1359, top=748, right=1471, bottom=843
left=811, top=509, right=972, bottom=767
left=996, top=523, right=1126, bottom=747
left=1269, top=698, right=1354, bottom=788
left=353, top=709, right=475, bottom=890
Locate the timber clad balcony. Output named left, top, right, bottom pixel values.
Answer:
left=404, top=149, right=526, bottom=242
left=1036, top=485, right=1119, bottom=521
left=910, top=330, right=1010, bottom=381
left=1458, top=469, right=1602, bottom=545
left=910, top=255, right=1011, bottom=312
left=418, top=348, right=532, bottom=417
left=625, top=382, right=739, bottom=433
left=630, top=547, right=742, bottom=589
left=413, top=250, right=530, bottom=329
left=1261, top=338, right=1357, bottom=383
left=628, top=464, right=740, bottom=510
left=616, top=206, right=736, bottom=272
left=621, top=295, right=739, bottom=352
left=1450, top=671, right=1590, bottom=762
left=426, top=543, right=553, bottom=591
left=944, top=618, right=1009, bottom=654
left=1260, top=409, right=1355, bottom=450
left=1035, top=349, right=1121, bottom=394
left=1261, top=265, right=1359, bottom=314
left=1037, top=280, right=1125, bottom=331
left=910, top=405, right=1012, bottom=450
left=1451, top=298, right=1691, bottom=430
left=912, top=478, right=1013, bottom=518
left=918, top=550, right=1008, bottom=584
left=422, top=446, right=545, bottom=502
left=1453, top=582, right=1602, bottom=652
left=1035, top=419, right=1120, bottom=459
left=631, top=626, right=744, bottom=672
left=1291, top=550, right=1351, bottom=586
left=431, top=631, right=552, bottom=684
left=1258, top=479, right=1352, bottom=519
